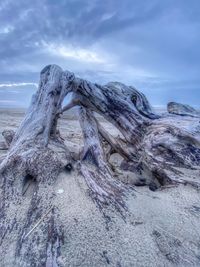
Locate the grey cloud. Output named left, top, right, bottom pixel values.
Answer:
left=0, top=0, right=199, bottom=107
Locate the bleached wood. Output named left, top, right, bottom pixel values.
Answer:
left=78, top=106, right=126, bottom=210
left=106, top=82, right=160, bottom=119
left=167, top=101, right=200, bottom=117
left=0, top=65, right=72, bottom=266
left=1, top=64, right=200, bottom=265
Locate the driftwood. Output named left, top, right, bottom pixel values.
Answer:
left=78, top=106, right=126, bottom=213
left=0, top=64, right=200, bottom=266
left=0, top=130, right=15, bottom=150
left=105, top=82, right=160, bottom=119
left=167, top=101, right=200, bottom=118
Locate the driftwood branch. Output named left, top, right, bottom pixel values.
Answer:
left=167, top=101, right=200, bottom=118
left=78, top=106, right=126, bottom=211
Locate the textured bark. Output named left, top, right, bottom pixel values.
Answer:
left=78, top=106, right=126, bottom=213
left=1, top=65, right=73, bottom=172
left=106, top=82, right=160, bottom=119
left=0, top=65, right=72, bottom=266
left=66, top=77, right=149, bottom=144
left=139, top=119, right=200, bottom=186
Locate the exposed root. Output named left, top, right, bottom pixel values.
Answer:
left=78, top=106, right=128, bottom=215
left=80, top=162, right=127, bottom=215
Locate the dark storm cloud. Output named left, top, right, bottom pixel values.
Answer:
left=0, top=0, right=199, bottom=107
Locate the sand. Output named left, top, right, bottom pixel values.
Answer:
left=0, top=108, right=200, bottom=267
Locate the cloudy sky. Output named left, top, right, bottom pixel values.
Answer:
left=0, top=0, right=199, bottom=108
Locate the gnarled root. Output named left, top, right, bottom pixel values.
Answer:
left=78, top=106, right=127, bottom=214
left=140, top=121, right=200, bottom=187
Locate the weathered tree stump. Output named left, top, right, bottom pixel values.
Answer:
left=0, top=64, right=200, bottom=266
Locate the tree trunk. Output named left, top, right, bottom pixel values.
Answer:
left=105, top=82, right=160, bottom=119
left=0, top=65, right=72, bottom=266
left=69, top=77, right=149, bottom=144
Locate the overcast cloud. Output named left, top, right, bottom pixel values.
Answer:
left=0, top=0, right=199, bottom=107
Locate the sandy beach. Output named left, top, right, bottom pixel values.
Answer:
left=0, top=108, right=200, bottom=267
